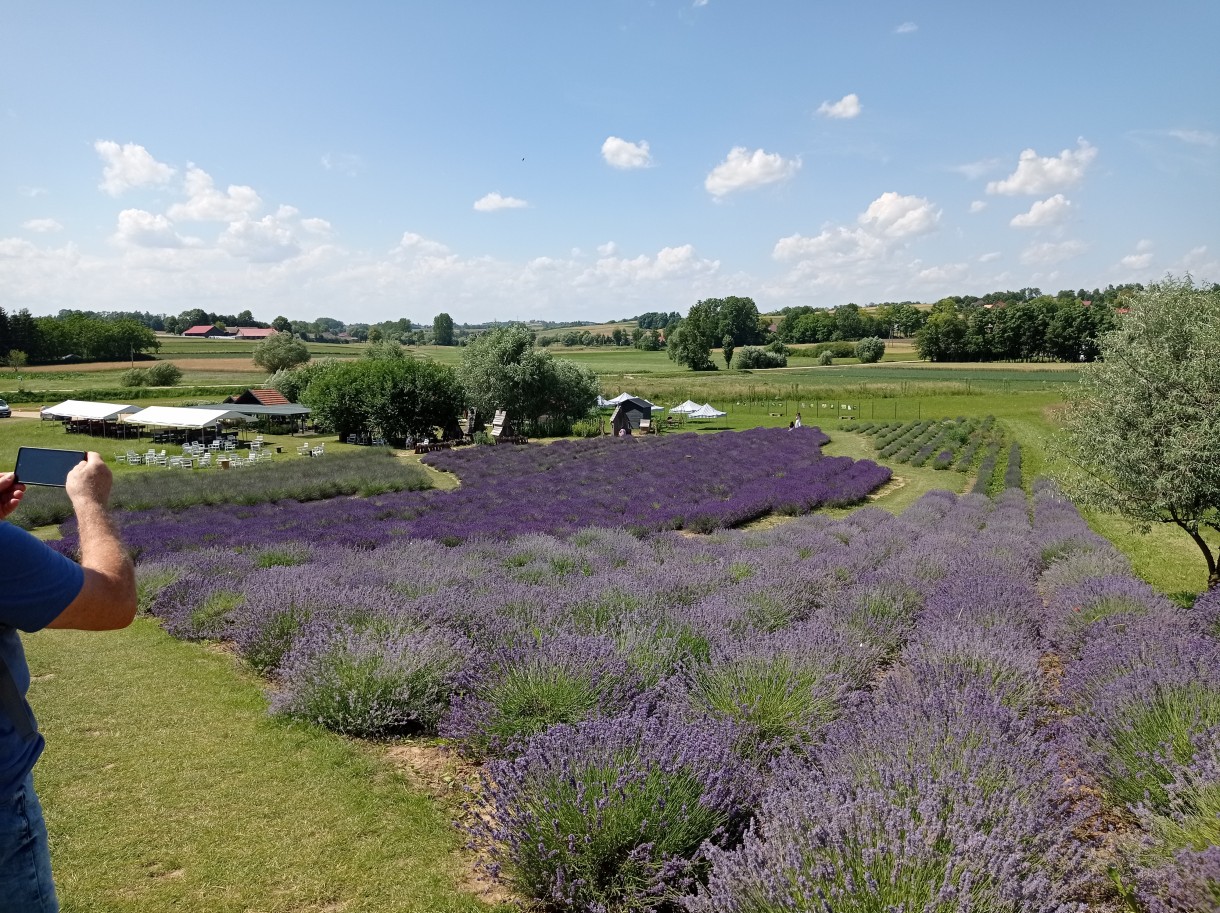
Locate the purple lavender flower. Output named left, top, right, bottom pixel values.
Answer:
left=272, top=619, right=473, bottom=737
left=690, top=677, right=1092, bottom=912
left=475, top=707, right=760, bottom=911
left=441, top=633, right=645, bottom=756
left=1137, top=845, right=1220, bottom=913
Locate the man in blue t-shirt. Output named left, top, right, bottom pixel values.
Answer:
left=0, top=454, right=136, bottom=913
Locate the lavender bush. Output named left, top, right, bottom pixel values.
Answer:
left=273, top=620, right=473, bottom=737
left=690, top=678, right=1091, bottom=912
left=1137, top=845, right=1220, bottom=913
left=442, top=633, right=645, bottom=757
left=477, top=709, right=759, bottom=912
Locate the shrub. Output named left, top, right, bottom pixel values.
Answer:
left=146, top=362, right=184, bottom=386
left=854, top=336, right=885, bottom=363
left=571, top=417, right=601, bottom=438
left=1079, top=669, right=1220, bottom=813
left=692, top=681, right=1090, bottom=912
left=817, top=350, right=834, bottom=366
left=734, top=346, right=787, bottom=369
left=273, top=621, right=472, bottom=736
left=684, top=653, right=847, bottom=757
left=1137, top=845, right=1220, bottom=913
left=476, top=709, right=759, bottom=911
left=120, top=362, right=184, bottom=386
left=441, top=634, right=643, bottom=756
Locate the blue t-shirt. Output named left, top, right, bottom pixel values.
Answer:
left=0, top=522, right=85, bottom=796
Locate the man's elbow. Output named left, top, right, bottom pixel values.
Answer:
left=101, top=573, right=138, bottom=630
left=48, top=569, right=138, bottom=631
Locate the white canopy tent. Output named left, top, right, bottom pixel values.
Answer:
left=668, top=399, right=701, bottom=414
left=123, top=406, right=256, bottom=428
left=688, top=403, right=727, bottom=419
left=42, top=400, right=139, bottom=421
left=605, top=392, right=656, bottom=407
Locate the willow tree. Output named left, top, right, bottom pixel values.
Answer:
left=1060, top=275, right=1220, bottom=589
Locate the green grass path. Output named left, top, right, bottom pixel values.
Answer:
left=25, top=620, right=496, bottom=913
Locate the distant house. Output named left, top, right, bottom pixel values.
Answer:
left=226, top=388, right=292, bottom=406
left=183, top=325, right=226, bottom=337
left=234, top=327, right=278, bottom=340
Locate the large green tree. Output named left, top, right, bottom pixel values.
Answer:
left=1060, top=276, right=1220, bottom=589
left=302, top=357, right=463, bottom=443
left=433, top=312, right=455, bottom=346
left=667, top=299, right=723, bottom=371
left=457, top=324, right=598, bottom=433
left=253, top=332, right=312, bottom=374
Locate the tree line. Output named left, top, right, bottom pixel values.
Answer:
left=913, top=294, right=1119, bottom=363
left=0, top=308, right=159, bottom=366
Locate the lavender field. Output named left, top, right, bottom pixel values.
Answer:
left=59, top=427, right=890, bottom=558
left=94, top=430, right=1217, bottom=911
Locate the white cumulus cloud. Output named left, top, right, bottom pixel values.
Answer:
left=1119, top=239, right=1155, bottom=270
left=1010, top=194, right=1073, bottom=228
left=474, top=192, right=528, bottom=212
left=22, top=218, right=62, bottom=233
left=1019, top=239, right=1086, bottom=265
left=112, top=209, right=189, bottom=249
left=987, top=139, right=1097, bottom=195
left=969, top=200, right=987, bottom=213
left=393, top=232, right=452, bottom=258
left=817, top=93, right=862, bottom=119
left=859, top=192, right=941, bottom=238
left=579, top=244, right=719, bottom=285
left=94, top=140, right=176, bottom=196
left=705, top=147, right=800, bottom=198
left=894, top=22, right=918, bottom=34
left=219, top=214, right=302, bottom=262
left=169, top=166, right=262, bottom=222
left=602, top=136, right=653, bottom=169
left=770, top=191, right=943, bottom=296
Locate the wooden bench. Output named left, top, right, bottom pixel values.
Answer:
left=414, top=442, right=454, bottom=454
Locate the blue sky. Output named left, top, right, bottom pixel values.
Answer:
left=3, top=1, right=1217, bottom=326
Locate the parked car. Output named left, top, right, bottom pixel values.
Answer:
left=0, top=398, right=10, bottom=418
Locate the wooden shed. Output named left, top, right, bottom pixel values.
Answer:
left=608, top=396, right=653, bottom=435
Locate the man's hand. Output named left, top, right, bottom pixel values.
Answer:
left=65, top=452, right=113, bottom=509
left=0, top=471, right=25, bottom=520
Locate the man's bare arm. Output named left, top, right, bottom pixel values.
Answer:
left=46, top=453, right=137, bottom=631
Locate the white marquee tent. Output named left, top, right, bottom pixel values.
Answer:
left=123, top=406, right=255, bottom=428
left=668, top=399, right=701, bottom=414
left=42, top=400, right=140, bottom=421
left=605, top=392, right=657, bottom=407
left=688, top=403, right=726, bottom=419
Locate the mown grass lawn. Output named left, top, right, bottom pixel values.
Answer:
left=26, top=620, right=503, bottom=913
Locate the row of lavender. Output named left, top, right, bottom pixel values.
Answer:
left=1032, top=480, right=1220, bottom=912
left=59, top=427, right=891, bottom=560
left=130, top=478, right=1219, bottom=909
